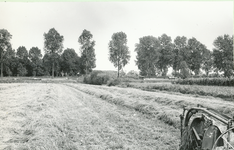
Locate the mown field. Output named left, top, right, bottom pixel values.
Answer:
left=0, top=78, right=233, bottom=150
left=124, top=82, right=234, bottom=101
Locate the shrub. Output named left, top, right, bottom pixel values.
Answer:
left=107, top=78, right=121, bottom=86
left=83, top=72, right=111, bottom=85
left=83, top=74, right=91, bottom=84
left=101, top=75, right=110, bottom=84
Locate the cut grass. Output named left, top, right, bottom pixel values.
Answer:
left=0, top=83, right=180, bottom=150
left=65, top=83, right=184, bottom=129
left=0, top=77, right=78, bottom=83
left=2, top=82, right=232, bottom=149
left=66, top=83, right=234, bottom=118
left=125, top=82, right=234, bottom=101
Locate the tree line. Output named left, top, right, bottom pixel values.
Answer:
left=0, top=28, right=96, bottom=78
left=134, top=34, right=233, bottom=78
left=0, top=28, right=233, bottom=78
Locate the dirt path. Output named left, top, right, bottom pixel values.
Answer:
left=0, top=83, right=179, bottom=150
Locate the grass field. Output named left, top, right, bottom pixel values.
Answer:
left=124, top=82, right=234, bottom=101
left=0, top=78, right=233, bottom=149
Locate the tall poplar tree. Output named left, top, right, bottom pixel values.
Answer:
left=78, top=29, right=96, bottom=75
left=108, top=32, right=130, bottom=78
left=0, top=29, right=12, bottom=78
left=44, top=28, right=64, bottom=78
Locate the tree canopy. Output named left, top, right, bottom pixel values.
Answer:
left=78, top=29, right=96, bottom=74
left=61, top=48, right=80, bottom=76
left=44, top=28, right=64, bottom=77
left=29, top=47, right=43, bottom=76
left=135, top=36, right=160, bottom=76
left=173, top=36, right=188, bottom=73
left=0, top=29, right=12, bottom=78
left=16, top=46, right=29, bottom=76
left=0, top=27, right=232, bottom=79
left=108, top=32, right=130, bottom=78
left=213, top=34, right=233, bottom=78
left=158, top=34, right=174, bottom=76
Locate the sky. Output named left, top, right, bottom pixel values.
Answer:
left=0, top=1, right=233, bottom=73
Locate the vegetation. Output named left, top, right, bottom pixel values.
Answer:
left=174, top=77, right=234, bottom=86
left=29, top=47, right=44, bottom=76
left=157, top=34, right=174, bottom=76
left=83, top=71, right=110, bottom=85
left=124, top=82, right=234, bottom=101
left=135, top=34, right=233, bottom=78
left=179, top=61, right=190, bottom=79
left=213, top=35, right=233, bottom=78
left=108, top=32, right=130, bottom=78
left=66, top=83, right=234, bottom=130
left=135, top=36, right=160, bottom=77
left=0, top=27, right=233, bottom=79
left=0, top=29, right=12, bottom=78
left=78, top=29, right=96, bottom=75
left=107, top=78, right=121, bottom=86
left=1, top=83, right=184, bottom=149
left=60, top=48, right=80, bottom=76
left=44, top=28, right=64, bottom=78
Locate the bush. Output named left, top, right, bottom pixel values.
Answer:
left=107, top=78, right=121, bottom=86
left=83, top=72, right=111, bottom=85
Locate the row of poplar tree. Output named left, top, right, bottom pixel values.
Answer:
left=108, top=32, right=233, bottom=78
left=0, top=28, right=96, bottom=77
left=0, top=28, right=233, bottom=78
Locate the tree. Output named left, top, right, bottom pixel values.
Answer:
left=60, top=48, right=80, bottom=76
left=17, top=63, right=28, bottom=76
left=135, top=36, right=160, bottom=77
left=173, top=36, right=188, bottom=74
left=16, top=46, right=28, bottom=59
left=0, top=29, right=12, bottom=78
left=44, top=28, right=64, bottom=78
left=202, top=49, right=213, bottom=76
left=179, top=61, right=190, bottom=79
left=158, top=34, right=174, bottom=76
left=29, top=47, right=43, bottom=76
left=213, top=34, right=233, bottom=78
left=43, top=53, right=61, bottom=76
left=3, top=46, right=17, bottom=76
left=108, top=32, right=130, bottom=78
left=16, top=46, right=30, bottom=76
left=78, top=29, right=96, bottom=75
left=187, top=37, right=207, bottom=75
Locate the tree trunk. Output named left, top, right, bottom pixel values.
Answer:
left=86, top=60, right=88, bottom=75
left=1, top=51, right=3, bottom=78
left=85, top=49, right=88, bottom=75
left=206, top=70, right=209, bottom=77
left=52, top=61, right=54, bottom=78
left=117, top=60, right=119, bottom=78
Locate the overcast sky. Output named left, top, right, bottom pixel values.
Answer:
left=0, top=1, right=233, bottom=72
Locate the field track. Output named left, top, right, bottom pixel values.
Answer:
left=0, top=83, right=233, bottom=150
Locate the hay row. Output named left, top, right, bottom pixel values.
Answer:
left=65, top=83, right=181, bottom=129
